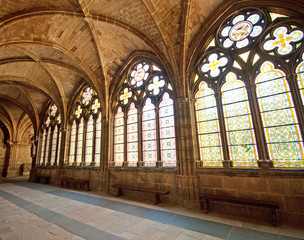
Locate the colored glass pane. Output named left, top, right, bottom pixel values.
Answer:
left=222, top=72, right=258, bottom=167
left=120, top=88, right=132, bottom=105
left=57, top=130, right=61, bottom=164
left=45, top=130, right=51, bottom=164
left=130, top=62, right=150, bottom=87
left=40, top=131, right=46, bottom=164
left=256, top=61, right=304, bottom=167
left=95, top=113, right=102, bottom=165
left=114, top=107, right=124, bottom=166
left=76, top=118, right=84, bottom=164
left=201, top=53, right=228, bottom=77
left=296, top=55, right=304, bottom=104
left=127, top=103, right=138, bottom=166
left=195, top=81, right=222, bottom=166
left=263, top=26, right=303, bottom=55
left=82, top=87, right=93, bottom=105
left=148, top=75, right=165, bottom=95
left=85, top=115, right=94, bottom=164
left=50, top=126, right=58, bottom=165
left=69, top=120, right=77, bottom=163
left=159, top=93, right=176, bottom=166
left=143, top=98, right=157, bottom=166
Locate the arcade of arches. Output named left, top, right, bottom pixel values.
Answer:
left=0, top=0, right=304, bottom=227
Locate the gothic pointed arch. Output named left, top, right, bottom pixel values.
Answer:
left=192, top=7, right=304, bottom=168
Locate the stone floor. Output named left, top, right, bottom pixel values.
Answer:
left=0, top=178, right=303, bottom=240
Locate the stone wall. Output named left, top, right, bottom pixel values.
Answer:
left=197, top=168, right=304, bottom=227
left=109, top=168, right=177, bottom=204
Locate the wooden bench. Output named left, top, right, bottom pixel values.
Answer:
left=200, top=194, right=279, bottom=226
left=112, top=184, right=169, bottom=205
left=35, top=175, right=51, bottom=184
left=62, top=177, right=90, bottom=191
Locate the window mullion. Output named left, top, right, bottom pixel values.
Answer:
left=216, top=92, right=230, bottom=164
left=123, top=109, right=128, bottom=167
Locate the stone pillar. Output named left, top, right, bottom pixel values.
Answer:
left=175, top=97, right=200, bottom=208
left=29, top=136, right=38, bottom=181
left=6, top=141, right=19, bottom=177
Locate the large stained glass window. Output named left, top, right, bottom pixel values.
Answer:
left=195, top=81, right=222, bottom=167
left=222, top=72, right=258, bottom=167
left=114, top=107, right=124, bottom=166
left=256, top=61, right=304, bottom=167
left=68, top=86, right=102, bottom=166
left=39, top=103, right=61, bottom=166
left=112, top=60, right=176, bottom=167
left=194, top=8, right=304, bottom=168
left=127, top=103, right=138, bottom=167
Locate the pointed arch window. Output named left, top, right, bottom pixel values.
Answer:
left=113, top=60, right=176, bottom=167
left=68, top=86, right=102, bottom=166
left=194, top=8, right=304, bottom=168
left=39, top=103, right=61, bottom=166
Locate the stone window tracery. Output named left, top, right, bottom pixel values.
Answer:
left=194, top=8, right=304, bottom=168
left=113, top=60, right=176, bottom=167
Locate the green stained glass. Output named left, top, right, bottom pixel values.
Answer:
left=256, top=61, right=304, bottom=167
left=222, top=72, right=258, bottom=166
left=296, top=55, right=304, bottom=104
left=195, top=81, right=222, bottom=166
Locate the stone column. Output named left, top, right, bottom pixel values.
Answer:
left=175, top=97, right=200, bottom=208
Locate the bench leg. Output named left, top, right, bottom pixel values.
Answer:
left=271, top=208, right=279, bottom=226
left=116, top=188, right=123, bottom=197
left=154, top=194, right=161, bottom=205
left=201, top=199, right=209, bottom=213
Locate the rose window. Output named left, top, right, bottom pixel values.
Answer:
left=81, top=87, right=93, bottom=106
left=220, top=12, right=264, bottom=49
left=263, top=26, right=303, bottom=55
left=129, top=62, right=150, bottom=87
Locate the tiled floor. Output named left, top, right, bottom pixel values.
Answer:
left=0, top=180, right=303, bottom=240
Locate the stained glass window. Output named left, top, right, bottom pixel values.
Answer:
left=114, top=107, right=124, bottom=166
left=50, top=126, right=58, bottom=165
left=69, top=120, right=77, bottom=163
left=95, top=113, right=102, bottom=166
left=57, top=130, right=61, bottom=164
left=194, top=8, right=304, bottom=169
left=69, top=86, right=102, bottom=166
left=40, top=131, right=46, bottom=165
left=256, top=61, right=304, bottom=167
left=76, top=118, right=84, bottom=164
left=195, top=81, right=222, bottom=167
left=222, top=72, right=258, bottom=167
left=142, top=98, right=157, bottom=167
left=113, top=59, right=176, bottom=168
left=85, top=115, right=94, bottom=164
left=45, top=130, right=50, bottom=164
left=127, top=103, right=138, bottom=167
left=296, top=52, right=304, bottom=104
left=159, top=93, right=176, bottom=167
